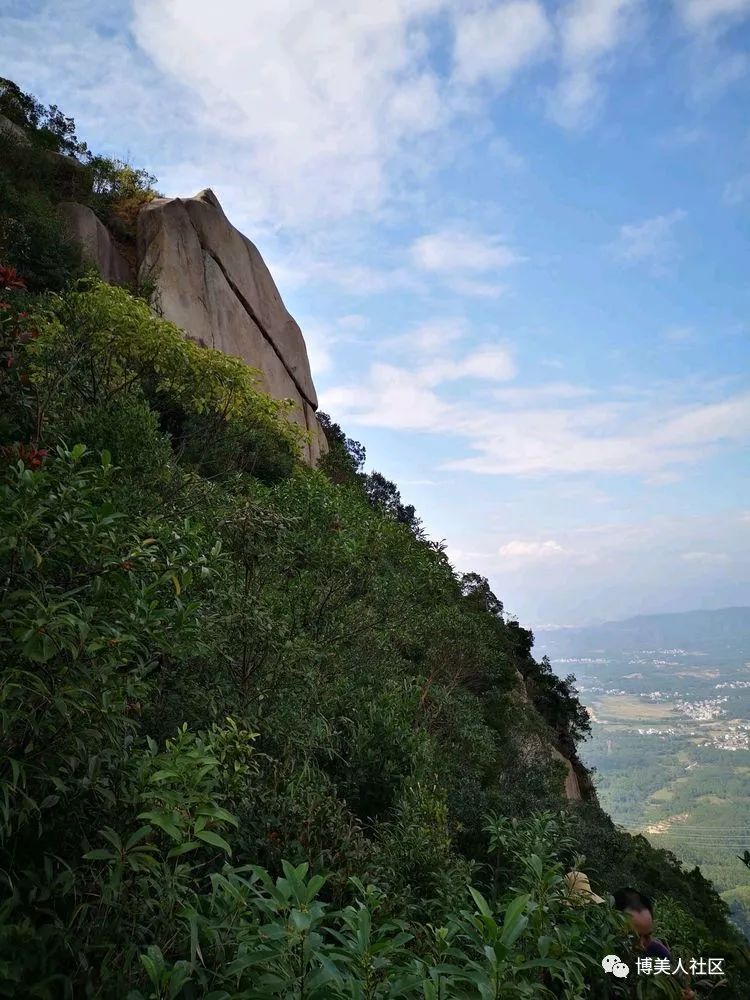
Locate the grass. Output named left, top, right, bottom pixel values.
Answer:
left=591, top=694, right=676, bottom=723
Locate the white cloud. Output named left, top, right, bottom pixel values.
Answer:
left=421, top=345, right=517, bottom=384
left=325, top=348, right=750, bottom=478
left=450, top=510, right=750, bottom=625
left=450, top=391, right=750, bottom=476
left=449, top=276, right=510, bottom=299
left=411, top=230, right=523, bottom=273
left=300, top=323, right=335, bottom=378
left=550, top=0, right=643, bottom=128
left=271, top=253, right=418, bottom=296
left=322, top=339, right=517, bottom=430
left=498, top=539, right=567, bottom=561
left=2, top=0, right=558, bottom=232
left=453, top=1, right=552, bottom=87
left=338, top=314, right=369, bottom=332
left=675, top=0, right=750, bottom=31
left=130, top=0, right=457, bottom=224
left=688, top=48, right=748, bottom=101
left=454, top=345, right=517, bottom=381
left=383, top=323, right=516, bottom=384
left=493, top=382, right=595, bottom=404
left=681, top=550, right=730, bottom=564
left=610, top=210, right=687, bottom=274
left=673, top=1, right=750, bottom=102
left=323, top=362, right=450, bottom=432
left=299, top=313, right=374, bottom=379
left=387, top=318, right=467, bottom=353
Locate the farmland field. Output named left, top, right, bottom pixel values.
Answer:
left=536, top=607, right=750, bottom=939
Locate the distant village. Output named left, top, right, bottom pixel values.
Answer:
left=569, top=649, right=750, bottom=752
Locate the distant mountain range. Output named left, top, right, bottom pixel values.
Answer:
left=534, top=606, right=750, bottom=659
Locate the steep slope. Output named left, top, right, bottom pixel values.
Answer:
left=2, top=97, right=327, bottom=465
left=58, top=187, right=328, bottom=465
left=2, top=76, right=749, bottom=998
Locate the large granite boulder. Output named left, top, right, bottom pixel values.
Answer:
left=137, top=189, right=326, bottom=465
left=58, top=202, right=132, bottom=286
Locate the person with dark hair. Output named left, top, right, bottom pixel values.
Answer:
left=614, top=888, right=696, bottom=999
left=613, top=887, right=671, bottom=961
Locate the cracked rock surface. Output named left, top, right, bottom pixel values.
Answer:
left=137, top=188, right=326, bottom=465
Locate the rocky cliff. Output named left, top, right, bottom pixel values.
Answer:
left=59, top=189, right=327, bottom=465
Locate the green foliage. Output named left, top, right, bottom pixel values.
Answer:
left=0, top=156, right=85, bottom=290
left=317, top=413, right=422, bottom=535
left=522, top=655, right=593, bottom=757
left=0, top=77, right=88, bottom=157
left=317, top=410, right=366, bottom=486
left=29, top=280, right=300, bottom=482
left=13, top=797, right=636, bottom=999
left=0, top=443, right=219, bottom=843
left=0, top=78, right=158, bottom=296
left=1, top=244, right=747, bottom=998
left=87, top=154, right=158, bottom=238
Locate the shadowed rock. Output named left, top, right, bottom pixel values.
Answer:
left=58, top=202, right=132, bottom=286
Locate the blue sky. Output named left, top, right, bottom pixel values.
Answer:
left=2, top=0, right=749, bottom=627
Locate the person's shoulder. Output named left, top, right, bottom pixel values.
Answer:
left=645, top=938, right=672, bottom=960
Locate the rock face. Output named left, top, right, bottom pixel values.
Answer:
left=58, top=203, right=133, bottom=286
left=551, top=748, right=583, bottom=802
left=137, top=189, right=327, bottom=466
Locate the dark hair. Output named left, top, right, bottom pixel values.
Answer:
left=613, top=888, right=653, bottom=914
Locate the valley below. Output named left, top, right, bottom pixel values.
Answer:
left=537, top=607, right=750, bottom=939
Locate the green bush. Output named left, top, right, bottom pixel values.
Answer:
left=29, top=280, right=301, bottom=482
left=0, top=164, right=85, bottom=290
left=1, top=247, right=748, bottom=998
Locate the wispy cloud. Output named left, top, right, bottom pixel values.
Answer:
left=487, top=136, right=526, bottom=171
left=449, top=277, right=510, bottom=300
left=493, top=382, right=595, bottom=405
left=681, top=549, right=730, bottom=564
left=663, top=325, right=699, bottom=343
left=498, top=539, right=567, bottom=565
left=610, top=210, right=687, bottom=275
left=452, top=1, right=552, bottom=87
left=674, top=0, right=750, bottom=32
left=550, top=0, right=644, bottom=129
left=673, top=0, right=750, bottom=103
left=384, top=318, right=467, bottom=355
left=724, top=171, right=750, bottom=205
left=322, top=337, right=517, bottom=435
left=448, top=509, right=750, bottom=624
left=409, top=228, right=524, bottom=297
left=324, top=351, right=750, bottom=478
left=130, top=0, right=453, bottom=226
left=411, top=229, right=523, bottom=273
left=659, top=125, right=706, bottom=147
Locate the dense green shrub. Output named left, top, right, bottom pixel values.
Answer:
left=1, top=170, right=749, bottom=996
left=0, top=154, right=85, bottom=290
left=0, top=76, right=157, bottom=296
left=0, top=77, right=88, bottom=158
left=28, top=280, right=301, bottom=483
